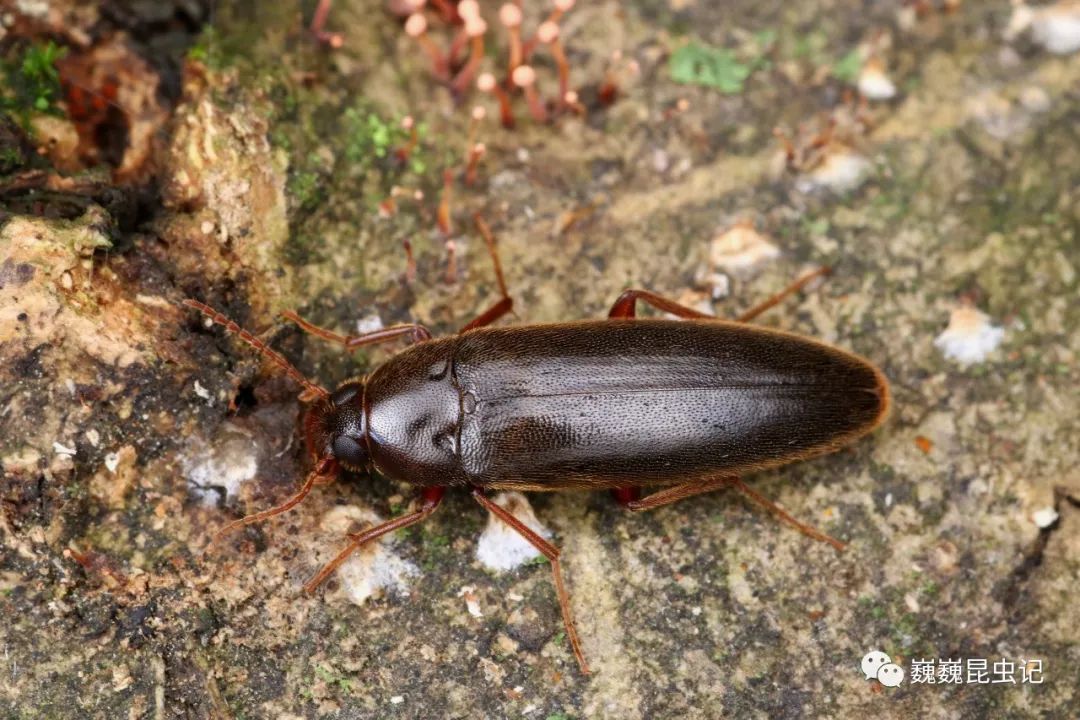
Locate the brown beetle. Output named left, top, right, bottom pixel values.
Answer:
left=185, top=216, right=889, bottom=674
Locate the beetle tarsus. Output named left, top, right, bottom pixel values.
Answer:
left=730, top=478, right=847, bottom=553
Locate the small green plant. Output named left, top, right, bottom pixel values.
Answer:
left=833, top=49, right=862, bottom=84
left=341, top=109, right=427, bottom=175
left=670, top=43, right=751, bottom=93
left=669, top=32, right=773, bottom=94
left=1, top=41, right=68, bottom=125
left=313, top=665, right=355, bottom=694
left=186, top=26, right=225, bottom=68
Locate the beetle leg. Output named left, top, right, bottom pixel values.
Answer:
left=625, top=476, right=846, bottom=553
left=734, top=266, right=831, bottom=322
left=281, top=310, right=433, bottom=349
left=211, top=457, right=337, bottom=545
left=607, top=289, right=713, bottom=320
left=728, top=478, right=846, bottom=551
left=607, top=266, right=830, bottom=323
left=610, top=486, right=641, bottom=505
left=622, top=475, right=737, bottom=511
left=459, top=214, right=515, bottom=332
left=303, top=487, right=445, bottom=594
left=472, top=489, right=590, bottom=675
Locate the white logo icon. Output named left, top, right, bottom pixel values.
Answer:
left=877, top=662, right=905, bottom=687
left=861, top=650, right=892, bottom=680
left=862, top=649, right=905, bottom=686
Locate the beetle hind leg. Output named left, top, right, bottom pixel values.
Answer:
left=620, top=475, right=846, bottom=553
left=729, top=477, right=846, bottom=552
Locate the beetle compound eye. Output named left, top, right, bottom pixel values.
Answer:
left=330, top=384, right=360, bottom=406
left=332, top=434, right=367, bottom=467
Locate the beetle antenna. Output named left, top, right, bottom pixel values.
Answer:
left=211, top=457, right=336, bottom=545
left=183, top=299, right=330, bottom=400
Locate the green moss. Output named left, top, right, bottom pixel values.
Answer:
left=1, top=40, right=68, bottom=126
left=670, top=42, right=754, bottom=93
left=186, top=26, right=228, bottom=69
left=833, top=49, right=862, bottom=84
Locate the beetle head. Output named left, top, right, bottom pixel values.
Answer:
left=304, top=378, right=369, bottom=471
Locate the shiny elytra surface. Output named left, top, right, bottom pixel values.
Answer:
left=362, top=319, right=889, bottom=489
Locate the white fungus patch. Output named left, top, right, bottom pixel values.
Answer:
left=356, top=313, right=384, bottom=334
left=1006, top=2, right=1080, bottom=55
left=709, top=221, right=781, bottom=276
left=1032, top=507, right=1059, bottom=529
left=180, top=424, right=259, bottom=505
left=858, top=58, right=897, bottom=100
left=458, top=585, right=483, bottom=617
left=475, top=491, right=551, bottom=572
left=319, top=505, right=419, bottom=606
left=933, top=305, right=1006, bottom=366
left=193, top=379, right=213, bottom=404
left=797, top=150, right=871, bottom=194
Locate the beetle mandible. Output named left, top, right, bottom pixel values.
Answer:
left=184, top=215, right=889, bottom=674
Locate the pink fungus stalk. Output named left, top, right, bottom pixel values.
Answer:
left=437, top=168, right=453, bottom=236
left=523, top=0, right=575, bottom=58
left=394, top=116, right=419, bottom=163
left=478, top=72, right=515, bottom=129
left=500, top=4, right=524, bottom=77
left=464, top=143, right=486, bottom=186
left=451, top=15, right=489, bottom=96
left=536, top=21, right=570, bottom=107
left=309, top=0, right=344, bottom=47
left=512, top=64, right=547, bottom=123
left=405, top=13, right=449, bottom=81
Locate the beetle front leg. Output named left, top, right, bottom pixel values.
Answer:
left=472, top=489, right=590, bottom=674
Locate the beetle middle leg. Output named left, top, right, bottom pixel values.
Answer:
left=458, top=214, right=514, bottom=332
left=472, top=489, right=590, bottom=674
left=620, top=476, right=846, bottom=552
left=303, top=487, right=445, bottom=593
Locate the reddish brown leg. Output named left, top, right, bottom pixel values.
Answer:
left=607, top=266, right=830, bottom=323
left=734, top=266, right=831, bottom=322
left=608, top=289, right=713, bottom=320
left=472, top=489, right=589, bottom=674
left=611, top=486, right=640, bottom=505
left=212, top=457, right=337, bottom=545
left=183, top=299, right=329, bottom=400
left=729, top=477, right=845, bottom=551
left=459, top=214, right=515, bottom=333
left=303, top=487, right=445, bottom=594
left=623, top=475, right=737, bottom=511
left=624, top=475, right=845, bottom=552
left=281, top=310, right=432, bottom=349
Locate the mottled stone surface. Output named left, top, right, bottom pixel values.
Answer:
left=2, top=1, right=1078, bottom=718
